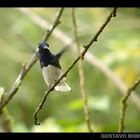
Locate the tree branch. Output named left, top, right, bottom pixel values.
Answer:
left=17, top=8, right=140, bottom=110
left=72, top=8, right=93, bottom=132
left=33, top=7, right=117, bottom=125
left=42, top=8, right=64, bottom=41
left=0, top=8, right=64, bottom=114
left=118, top=77, right=140, bottom=132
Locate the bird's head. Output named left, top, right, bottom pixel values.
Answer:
left=38, top=41, right=49, bottom=50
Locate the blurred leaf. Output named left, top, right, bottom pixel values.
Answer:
left=88, top=96, right=110, bottom=112
left=62, top=123, right=88, bottom=132
left=11, top=122, right=29, bottom=132
left=101, top=123, right=118, bottom=132
left=0, top=86, right=4, bottom=103
left=67, top=98, right=83, bottom=110
left=0, top=110, right=11, bottom=132
left=0, top=86, right=4, bottom=95
left=56, top=118, right=84, bottom=127
left=101, top=38, right=140, bottom=66
left=32, top=118, right=62, bottom=132
left=114, top=66, right=137, bottom=86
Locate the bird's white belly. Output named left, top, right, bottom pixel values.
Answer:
left=42, top=65, right=64, bottom=86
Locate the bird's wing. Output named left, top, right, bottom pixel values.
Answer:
left=55, top=45, right=69, bottom=60
left=55, top=39, right=76, bottom=60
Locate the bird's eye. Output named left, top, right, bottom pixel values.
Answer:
left=38, top=46, right=41, bottom=49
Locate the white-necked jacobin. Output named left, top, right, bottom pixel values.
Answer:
left=38, top=41, right=71, bottom=92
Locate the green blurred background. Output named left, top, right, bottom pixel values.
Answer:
left=0, top=8, right=140, bottom=132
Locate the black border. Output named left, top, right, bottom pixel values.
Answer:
left=0, top=0, right=138, bottom=7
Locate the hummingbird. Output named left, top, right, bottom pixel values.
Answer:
left=38, top=41, right=72, bottom=92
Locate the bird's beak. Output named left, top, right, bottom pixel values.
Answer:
left=44, top=45, right=49, bottom=50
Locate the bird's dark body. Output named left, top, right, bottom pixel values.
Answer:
left=37, top=41, right=71, bottom=92
left=39, top=49, right=61, bottom=69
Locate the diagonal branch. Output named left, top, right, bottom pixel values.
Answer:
left=0, top=8, right=64, bottom=114
left=33, top=8, right=117, bottom=125
left=41, top=8, right=64, bottom=41
left=71, top=8, right=93, bottom=132
left=17, top=8, right=140, bottom=110
left=118, top=77, right=140, bottom=132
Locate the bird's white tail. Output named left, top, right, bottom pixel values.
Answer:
left=55, top=82, right=72, bottom=92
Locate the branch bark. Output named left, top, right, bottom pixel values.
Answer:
left=0, top=8, right=64, bottom=114
left=33, top=8, right=117, bottom=125
left=118, top=77, right=140, bottom=132
left=72, top=8, right=93, bottom=132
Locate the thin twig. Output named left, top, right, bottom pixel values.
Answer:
left=112, top=7, right=117, bottom=17
left=0, top=8, right=64, bottom=114
left=71, top=8, right=93, bottom=132
left=17, top=8, right=140, bottom=110
left=33, top=8, right=117, bottom=125
left=42, top=8, right=64, bottom=41
left=118, top=77, right=140, bottom=132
